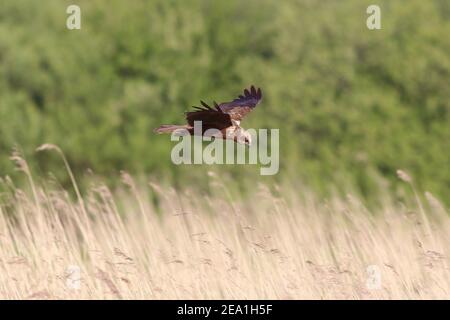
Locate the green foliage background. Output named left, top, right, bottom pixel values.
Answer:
left=0, top=0, right=449, bottom=203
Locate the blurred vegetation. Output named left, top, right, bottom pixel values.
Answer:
left=0, top=0, right=449, bottom=204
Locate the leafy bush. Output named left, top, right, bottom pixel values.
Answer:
left=0, top=0, right=448, bottom=203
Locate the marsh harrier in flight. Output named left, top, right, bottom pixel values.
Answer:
left=154, top=86, right=262, bottom=145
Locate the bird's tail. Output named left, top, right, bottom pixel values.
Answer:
left=154, top=124, right=190, bottom=135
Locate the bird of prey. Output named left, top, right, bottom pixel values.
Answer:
left=154, top=86, right=262, bottom=145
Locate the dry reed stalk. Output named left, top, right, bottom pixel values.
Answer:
left=0, top=159, right=448, bottom=299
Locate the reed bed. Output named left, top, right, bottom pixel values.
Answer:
left=0, top=147, right=448, bottom=299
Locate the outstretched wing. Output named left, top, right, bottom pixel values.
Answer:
left=185, top=100, right=233, bottom=133
left=218, top=85, right=262, bottom=122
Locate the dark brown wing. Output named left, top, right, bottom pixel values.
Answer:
left=185, top=100, right=233, bottom=133
left=218, top=85, right=262, bottom=122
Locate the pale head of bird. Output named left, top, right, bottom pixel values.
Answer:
left=235, top=128, right=252, bottom=146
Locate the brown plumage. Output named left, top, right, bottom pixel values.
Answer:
left=154, top=85, right=263, bottom=145
left=216, top=85, right=262, bottom=121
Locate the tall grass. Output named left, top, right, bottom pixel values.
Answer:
left=0, top=148, right=448, bottom=299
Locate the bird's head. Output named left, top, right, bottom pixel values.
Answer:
left=236, top=129, right=252, bottom=146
